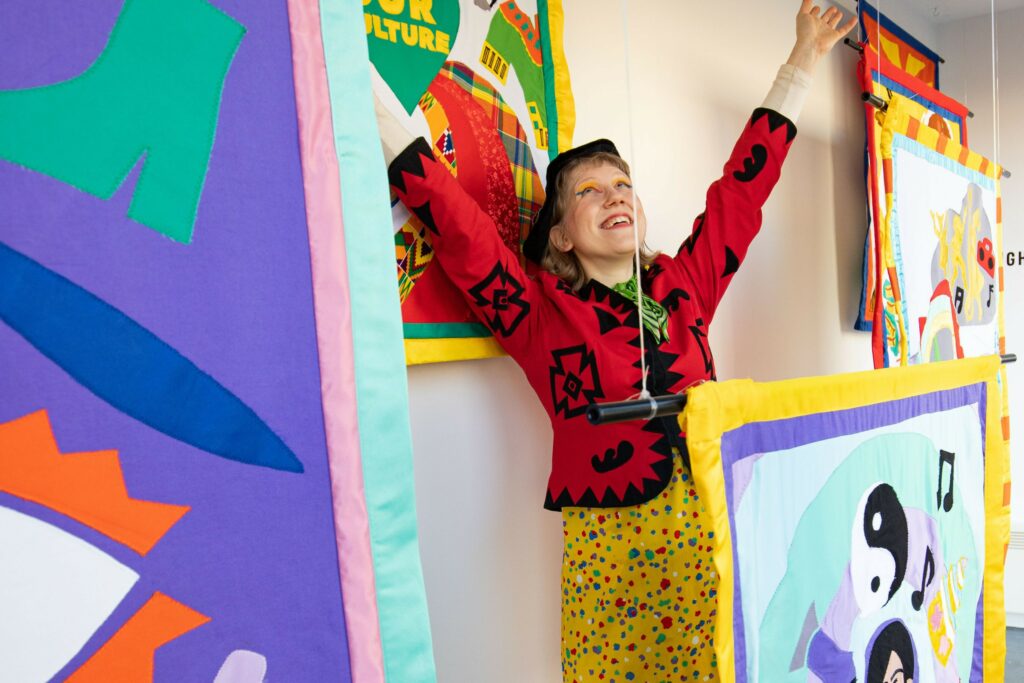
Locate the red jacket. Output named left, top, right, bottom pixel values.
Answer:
left=389, top=108, right=797, bottom=510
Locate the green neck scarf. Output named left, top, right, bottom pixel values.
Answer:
left=612, top=274, right=669, bottom=343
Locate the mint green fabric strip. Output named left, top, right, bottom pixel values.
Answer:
left=318, top=1, right=437, bottom=681
left=403, top=322, right=492, bottom=339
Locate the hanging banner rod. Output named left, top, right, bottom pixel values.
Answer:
left=587, top=354, right=1018, bottom=425
left=860, top=92, right=1011, bottom=178
left=844, top=37, right=972, bottom=118
left=843, top=38, right=945, bottom=65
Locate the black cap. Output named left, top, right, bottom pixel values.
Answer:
left=523, top=139, right=621, bottom=264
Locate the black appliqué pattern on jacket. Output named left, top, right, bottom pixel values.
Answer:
left=661, top=288, right=691, bottom=313
left=645, top=261, right=666, bottom=280
left=689, top=317, right=714, bottom=376
left=733, top=144, right=768, bottom=182
left=591, top=441, right=634, bottom=473
left=680, top=213, right=705, bottom=257
left=549, top=344, right=604, bottom=419
left=722, top=246, right=740, bottom=277
left=409, top=202, right=439, bottom=235
left=468, top=263, right=530, bottom=337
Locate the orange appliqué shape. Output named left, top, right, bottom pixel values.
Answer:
left=0, top=409, right=189, bottom=555
left=65, top=592, right=210, bottom=682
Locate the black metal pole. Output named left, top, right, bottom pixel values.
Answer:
left=587, top=355, right=1018, bottom=425
left=586, top=394, right=686, bottom=426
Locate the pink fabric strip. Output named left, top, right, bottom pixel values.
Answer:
left=285, top=1, right=385, bottom=681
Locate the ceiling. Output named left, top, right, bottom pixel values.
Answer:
left=901, top=0, right=1024, bottom=22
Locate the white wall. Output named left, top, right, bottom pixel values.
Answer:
left=408, top=2, right=950, bottom=681
left=939, top=4, right=1024, bottom=624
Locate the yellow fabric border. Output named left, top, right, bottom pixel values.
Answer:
left=545, top=0, right=575, bottom=153
left=404, top=337, right=505, bottom=365
left=886, top=95, right=1001, bottom=179
left=682, top=356, right=1008, bottom=681
left=983, top=366, right=1010, bottom=680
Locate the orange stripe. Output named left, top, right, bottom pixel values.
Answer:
left=1004, top=481, right=1013, bottom=507
left=980, top=158, right=990, bottom=176
left=906, top=116, right=920, bottom=139
left=997, top=197, right=1003, bottom=223
left=935, top=134, right=948, bottom=155
left=883, top=159, right=893, bottom=192
left=1002, top=415, right=1011, bottom=440
left=887, top=266, right=902, bottom=299
left=959, top=147, right=970, bottom=166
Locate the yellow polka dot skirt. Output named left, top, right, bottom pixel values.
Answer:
left=560, top=457, right=718, bottom=682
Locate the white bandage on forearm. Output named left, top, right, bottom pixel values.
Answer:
left=760, top=64, right=813, bottom=123
left=374, top=95, right=416, bottom=165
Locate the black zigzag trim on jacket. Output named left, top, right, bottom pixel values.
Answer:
left=751, top=107, right=797, bottom=144
left=544, top=448, right=676, bottom=510
left=388, top=138, right=439, bottom=234
left=388, top=137, right=432, bottom=193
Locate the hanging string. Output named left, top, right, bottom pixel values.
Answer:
left=619, top=0, right=651, bottom=401
left=991, top=0, right=1001, bottom=177
left=875, top=0, right=882, bottom=92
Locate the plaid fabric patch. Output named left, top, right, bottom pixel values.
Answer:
left=442, top=62, right=545, bottom=248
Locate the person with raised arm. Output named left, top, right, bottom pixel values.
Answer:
left=377, top=2, right=857, bottom=679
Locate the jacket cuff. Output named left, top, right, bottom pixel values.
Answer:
left=387, top=137, right=433, bottom=192
left=750, top=107, right=798, bottom=145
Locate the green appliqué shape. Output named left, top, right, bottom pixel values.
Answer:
left=484, top=10, right=546, bottom=131
left=0, top=0, right=245, bottom=243
left=365, top=1, right=460, bottom=114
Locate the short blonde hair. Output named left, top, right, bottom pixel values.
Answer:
left=541, top=153, right=659, bottom=290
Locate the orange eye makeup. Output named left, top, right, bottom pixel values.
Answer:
left=574, top=181, right=599, bottom=197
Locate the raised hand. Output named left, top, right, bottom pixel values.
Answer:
left=788, top=1, right=859, bottom=73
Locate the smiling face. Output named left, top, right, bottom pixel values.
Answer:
left=549, top=159, right=647, bottom=279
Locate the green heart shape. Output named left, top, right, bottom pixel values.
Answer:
left=364, top=0, right=460, bottom=114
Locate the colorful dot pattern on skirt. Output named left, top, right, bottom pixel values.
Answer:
left=560, top=454, right=718, bottom=682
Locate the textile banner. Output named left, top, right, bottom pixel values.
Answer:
left=855, top=45, right=969, bottom=331
left=366, top=0, right=576, bottom=364
left=684, top=356, right=1010, bottom=682
left=875, top=95, right=1003, bottom=369
left=859, top=1, right=942, bottom=89
left=0, top=1, right=358, bottom=680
